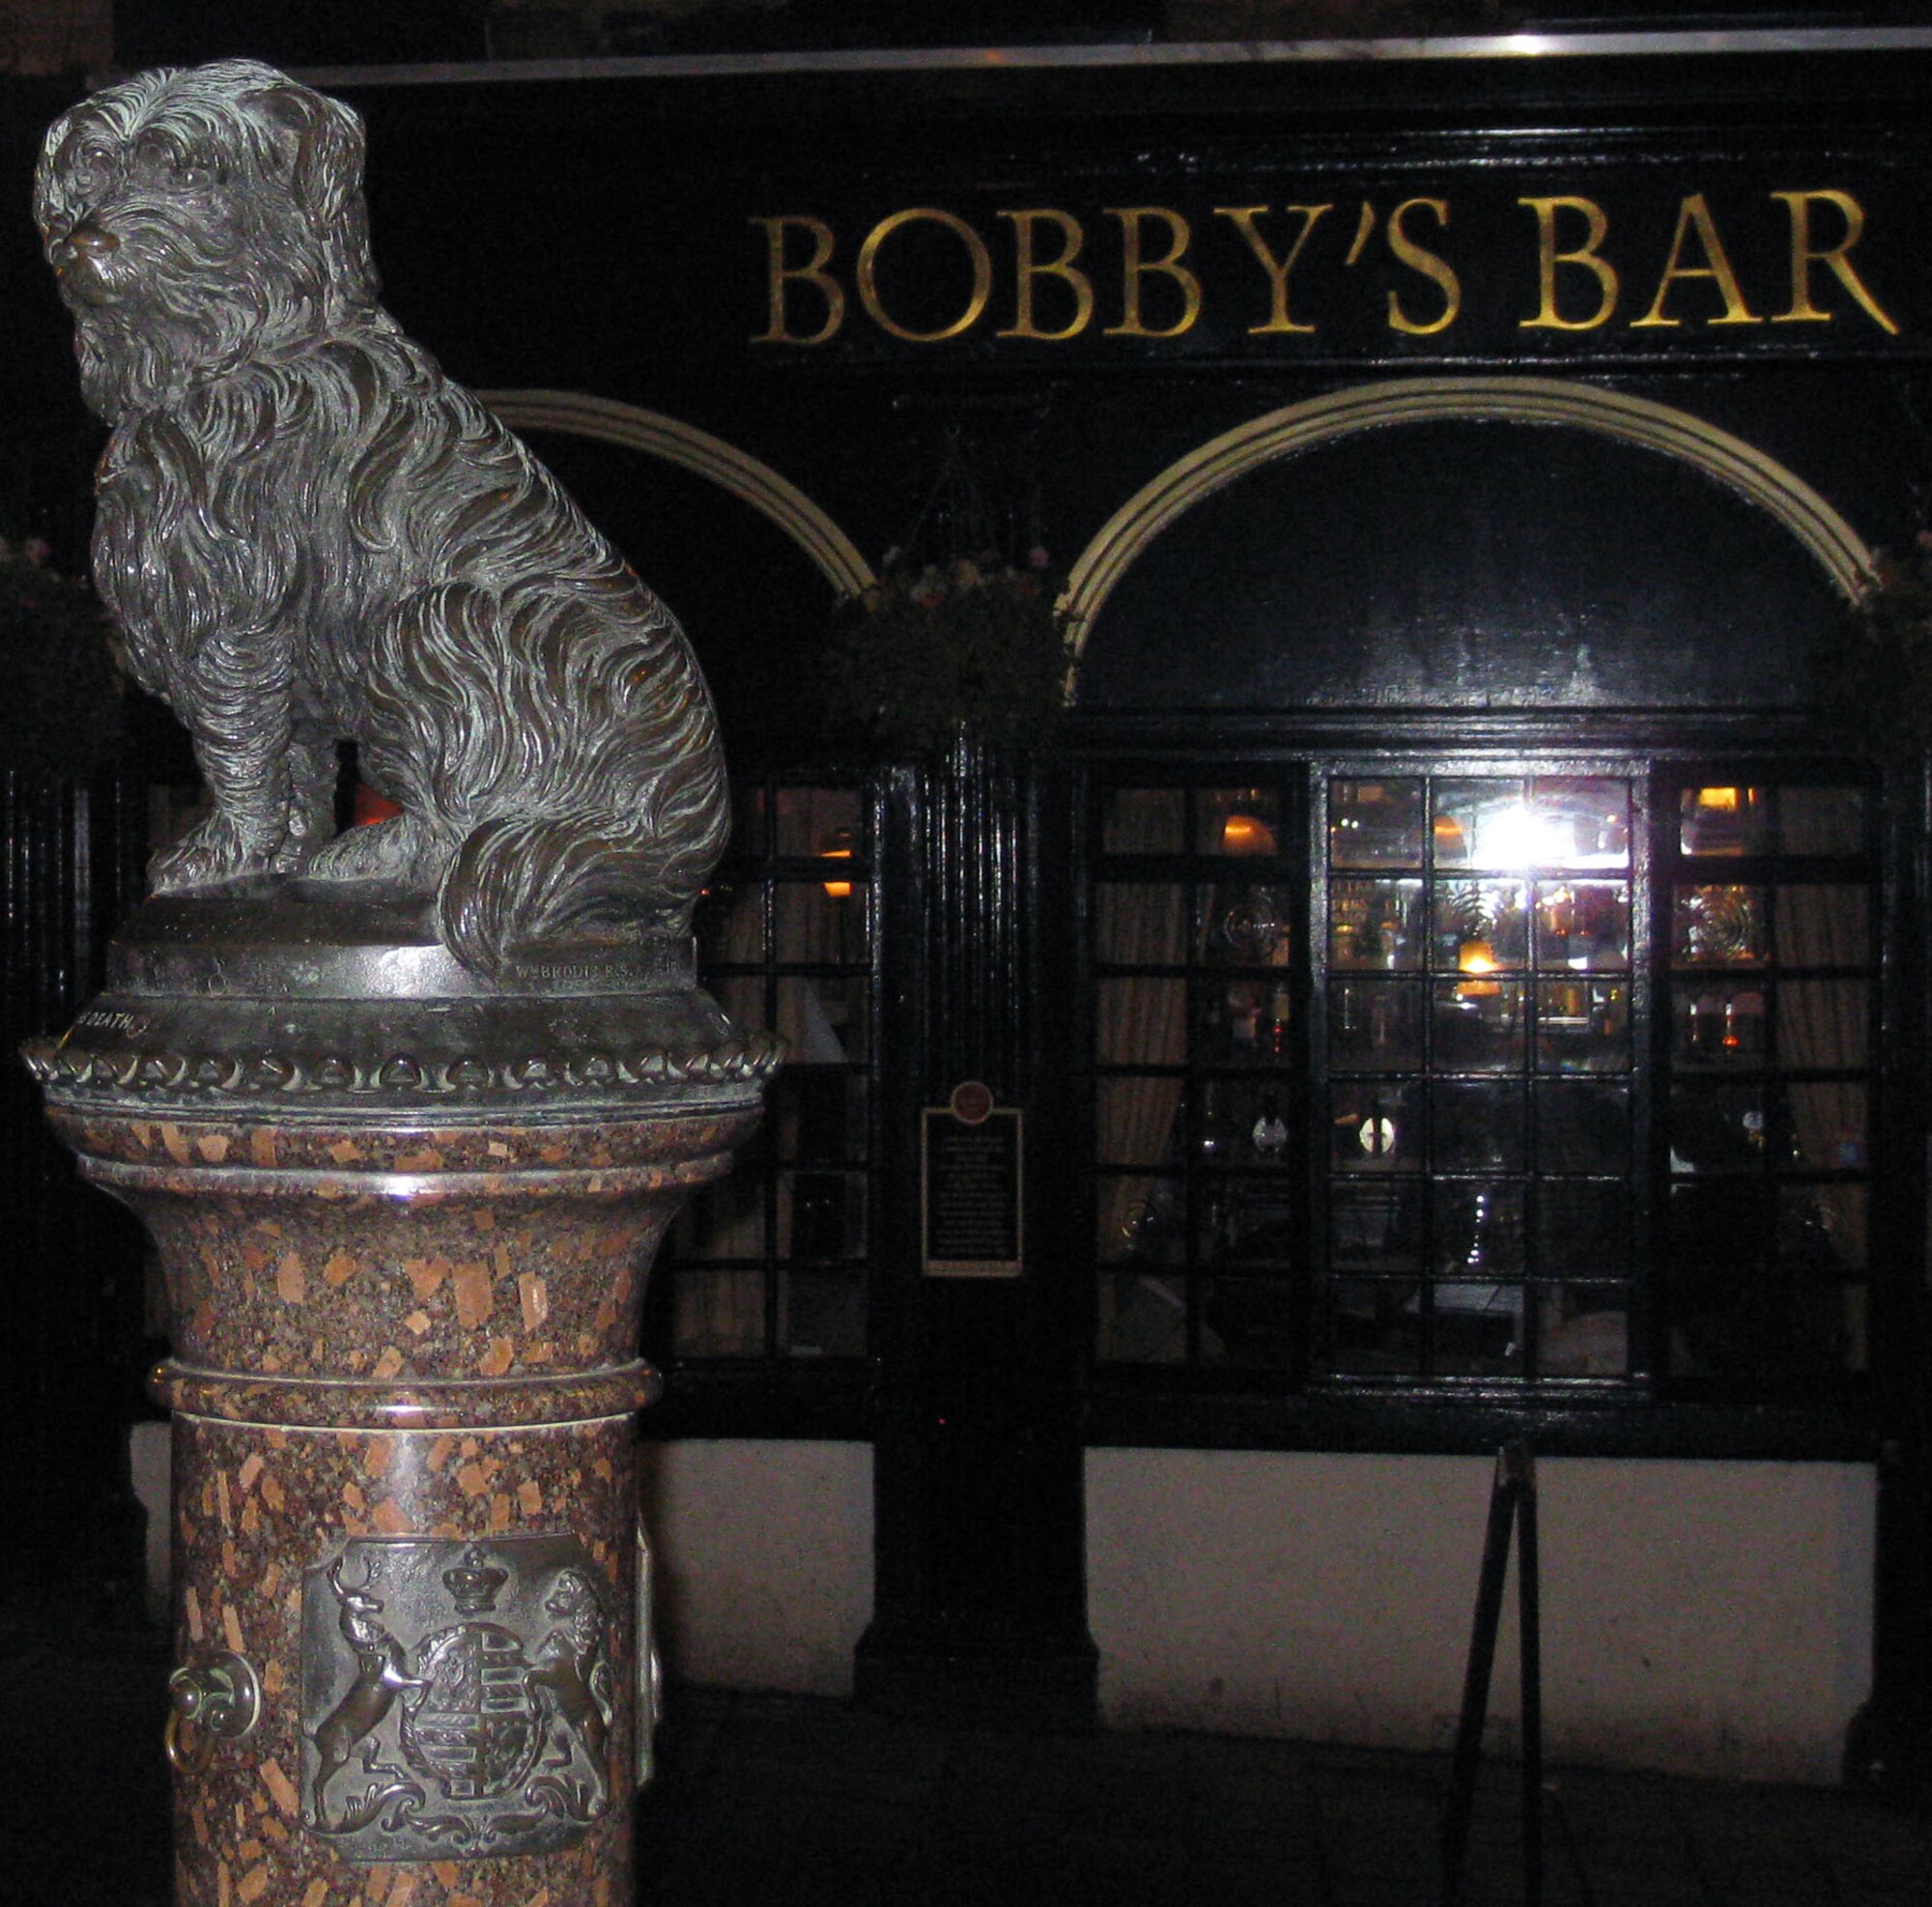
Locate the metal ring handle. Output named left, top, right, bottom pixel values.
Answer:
left=166, top=1651, right=263, bottom=1771
left=163, top=1703, right=216, bottom=1775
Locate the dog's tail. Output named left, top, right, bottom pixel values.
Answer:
left=369, top=578, right=729, bottom=976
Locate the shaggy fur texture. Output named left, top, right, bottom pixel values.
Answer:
left=35, top=59, right=728, bottom=972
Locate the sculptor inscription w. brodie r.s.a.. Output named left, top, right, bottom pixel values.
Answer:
left=753, top=186, right=1905, bottom=348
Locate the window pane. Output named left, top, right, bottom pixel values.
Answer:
left=1433, top=1080, right=1526, bottom=1173
left=1097, top=1175, right=1184, bottom=1264
left=674, top=1271, right=765, bottom=1357
left=1784, top=1083, right=1868, bottom=1173
left=1209, top=1186, right=1298, bottom=1262
left=1330, top=878, right=1424, bottom=970
left=1330, top=778, right=1423, bottom=868
left=1536, top=980, right=1631, bottom=1072
left=713, top=973, right=767, bottom=1032
left=1201, top=788, right=1284, bottom=857
left=1207, top=881, right=1293, bottom=967
left=1095, top=882, right=1188, bottom=965
left=1775, top=886, right=1870, bottom=967
left=1104, top=787, right=1184, bottom=854
left=781, top=1271, right=866, bottom=1358
left=775, top=881, right=861, bottom=962
left=1324, top=1279, right=1419, bottom=1377
left=1535, top=1081, right=1630, bottom=1174
left=1778, top=787, right=1866, bottom=857
left=775, top=784, right=860, bottom=860
left=1433, top=980, right=1526, bottom=1071
left=1680, top=785, right=1769, bottom=857
left=1777, top=981, right=1868, bottom=1069
left=1096, top=1078, right=1179, bottom=1167
left=1534, top=881, right=1629, bottom=970
left=1432, top=779, right=1522, bottom=869
left=1199, top=1079, right=1294, bottom=1171
left=1434, top=879, right=1529, bottom=970
left=1205, top=1275, right=1297, bottom=1367
left=1095, top=978, right=1187, bottom=1067
left=1434, top=1182, right=1525, bottom=1286
left=674, top=1177, right=766, bottom=1261
left=1330, top=979, right=1423, bottom=1070
left=1203, top=976, right=1293, bottom=1064
left=1098, top=1271, right=1187, bottom=1362
left=1781, top=1184, right=1867, bottom=1275
left=1330, top=1081, right=1418, bottom=1172
left=780, top=1170, right=867, bottom=1262
left=1330, top=1182, right=1422, bottom=1272
left=1673, top=884, right=1767, bottom=966
left=777, top=1068, right=867, bottom=1165
left=1531, top=778, right=1631, bottom=868
left=1670, top=1081, right=1767, bottom=1172
left=1672, top=982, right=1768, bottom=1067
left=776, top=978, right=864, bottom=1063
left=1540, top=1289, right=1632, bottom=1376
left=1537, top=1183, right=1632, bottom=1282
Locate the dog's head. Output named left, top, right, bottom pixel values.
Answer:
left=35, top=60, right=382, bottom=419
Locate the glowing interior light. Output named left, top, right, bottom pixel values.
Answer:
left=1223, top=809, right=1276, bottom=854
left=1697, top=787, right=1740, bottom=811
left=821, top=830, right=856, bottom=899
left=1481, top=801, right=1570, bottom=869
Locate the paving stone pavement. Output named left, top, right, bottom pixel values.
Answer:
left=4, top=1641, right=1927, bottom=1905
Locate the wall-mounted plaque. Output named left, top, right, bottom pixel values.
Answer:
left=923, top=1081, right=1022, bottom=1277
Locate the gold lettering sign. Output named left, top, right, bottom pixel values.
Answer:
left=750, top=188, right=1905, bottom=349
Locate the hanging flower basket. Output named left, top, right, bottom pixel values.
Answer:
left=0, top=537, right=124, bottom=778
left=826, top=550, right=1076, bottom=756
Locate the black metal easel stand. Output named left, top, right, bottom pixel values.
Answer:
left=1441, top=1441, right=1543, bottom=1907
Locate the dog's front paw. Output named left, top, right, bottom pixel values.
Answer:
left=303, top=811, right=436, bottom=888
left=150, top=811, right=280, bottom=894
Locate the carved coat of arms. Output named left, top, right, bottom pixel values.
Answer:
left=300, top=1536, right=618, bottom=1861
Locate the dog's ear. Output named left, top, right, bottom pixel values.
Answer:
left=248, top=75, right=381, bottom=311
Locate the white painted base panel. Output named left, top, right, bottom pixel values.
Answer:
left=639, top=1437, right=873, bottom=1697
left=1087, top=1450, right=1875, bottom=1783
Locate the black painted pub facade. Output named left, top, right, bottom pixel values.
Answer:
left=4, top=28, right=1931, bottom=1778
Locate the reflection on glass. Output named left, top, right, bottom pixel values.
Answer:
left=1209, top=882, right=1293, bottom=967
left=1531, top=779, right=1631, bottom=867
left=1330, top=1081, right=1416, bottom=1171
left=1679, top=784, right=1769, bottom=857
left=1434, top=1182, right=1525, bottom=1289
left=780, top=1169, right=867, bottom=1260
left=1202, top=787, right=1283, bottom=856
left=1331, top=878, right=1424, bottom=970
left=1534, top=882, right=1629, bottom=970
left=1535, top=1080, right=1630, bottom=1174
left=1433, top=1080, right=1526, bottom=1173
left=776, top=882, right=857, bottom=962
left=1330, top=979, right=1423, bottom=1069
left=1104, top=786, right=1184, bottom=854
left=1101, top=1174, right=1185, bottom=1265
left=1433, top=980, right=1526, bottom=1070
left=1324, top=1278, right=1418, bottom=1376
left=674, top=1178, right=765, bottom=1261
left=1538, top=1282, right=1632, bottom=1376
left=1535, top=980, right=1629, bottom=1072
left=1673, top=885, right=1767, bottom=965
left=1434, top=880, right=1528, bottom=970
left=1330, top=778, right=1424, bottom=868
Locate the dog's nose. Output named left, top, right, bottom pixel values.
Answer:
left=63, top=220, right=119, bottom=258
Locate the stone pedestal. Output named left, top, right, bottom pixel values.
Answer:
left=26, top=890, right=773, bottom=1907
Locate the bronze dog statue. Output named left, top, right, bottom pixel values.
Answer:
left=35, top=59, right=728, bottom=972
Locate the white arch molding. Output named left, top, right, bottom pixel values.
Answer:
left=1058, top=375, right=1876, bottom=658
left=481, top=388, right=876, bottom=598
